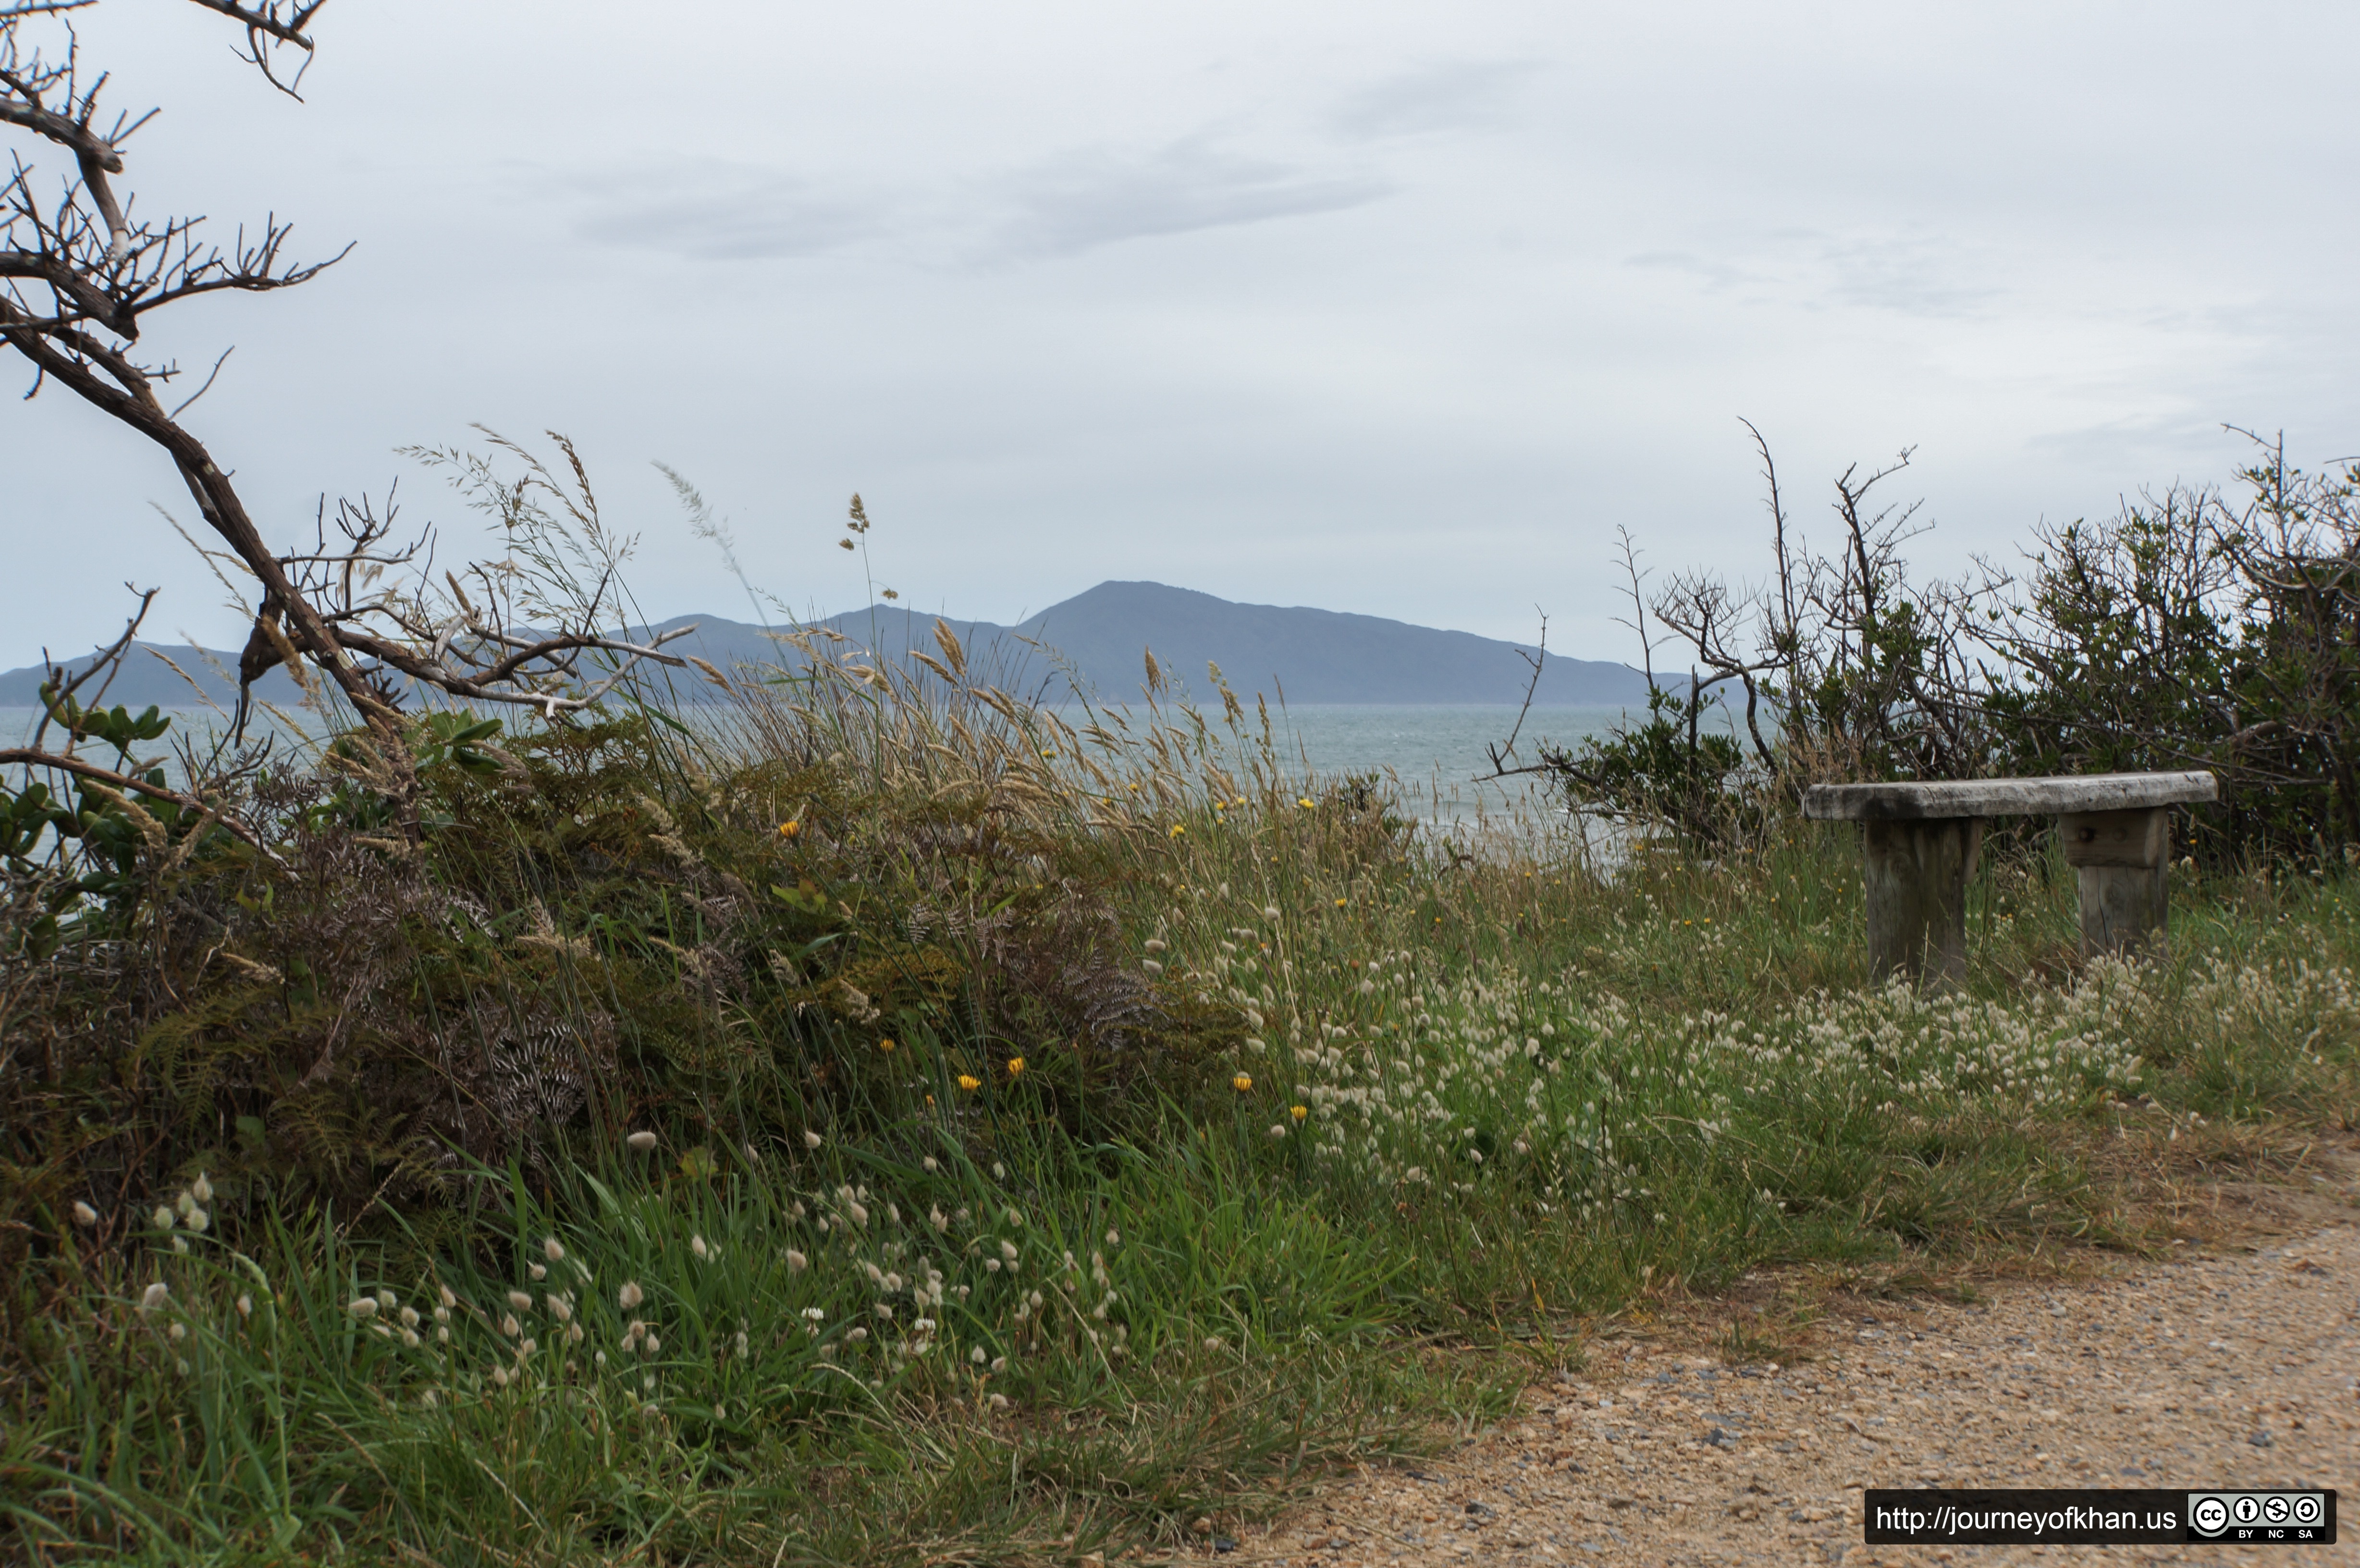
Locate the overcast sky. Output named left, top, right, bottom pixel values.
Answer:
left=4, top=0, right=2356, bottom=671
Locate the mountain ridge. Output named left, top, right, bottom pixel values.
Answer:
left=0, top=581, right=1651, bottom=710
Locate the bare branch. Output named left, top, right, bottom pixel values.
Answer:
left=0, top=746, right=269, bottom=850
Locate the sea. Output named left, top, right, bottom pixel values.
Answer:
left=2, top=702, right=1655, bottom=830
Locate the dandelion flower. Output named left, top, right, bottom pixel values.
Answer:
left=1232, top=1074, right=1253, bottom=1093
left=778, top=820, right=801, bottom=839
left=804, top=1129, right=824, bottom=1149
left=139, top=1282, right=170, bottom=1313
left=1297, top=797, right=1314, bottom=809
left=958, top=1074, right=982, bottom=1091
left=152, top=1206, right=175, bottom=1232
left=1006, top=1056, right=1024, bottom=1077
left=878, top=1037, right=896, bottom=1053
left=348, top=1298, right=379, bottom=1320
left=1290, top=1104, right=1307, bottom=1122
left=627, top=1130, right=659, bottom=1153
left=543, top=1236, right=565, bottom=1262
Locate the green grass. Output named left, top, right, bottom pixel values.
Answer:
left=5, top=646, right=2358, bottom=1563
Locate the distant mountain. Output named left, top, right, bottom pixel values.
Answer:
left=1, top=582, right=1652, bottom=711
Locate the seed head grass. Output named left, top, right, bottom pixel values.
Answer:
left=4, top=613, right=2355, bottom=1562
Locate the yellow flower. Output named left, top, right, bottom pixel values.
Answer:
left=1232, top=1073, right=1253, bottom=1093
left=777, top=820, right=800, bottom=838
left=1334, top=897, right=1347, bottom=907
left=1290, top=1104, right=1307, bottom=1122
left=878, top=1038, right=896, bottom=1053
left=1169, top=823, right=1185, bottom=837
left=958, top=1074, right=983, bottom=1091
left=1297, top=797, right=1315, bottom=809
left=1007, top=1056, right=1025, bottom=1078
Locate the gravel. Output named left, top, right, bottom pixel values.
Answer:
left=1231, top=1201, right=2359, bottom=1566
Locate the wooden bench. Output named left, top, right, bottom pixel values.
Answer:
left=1802, top=771, right=2220, bottom=985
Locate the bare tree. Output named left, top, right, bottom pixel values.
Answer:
left=0, top=1, right=691, bottom=768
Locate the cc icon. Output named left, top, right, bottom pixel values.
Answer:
left=2190, top=1495, right=2229, bottom=1535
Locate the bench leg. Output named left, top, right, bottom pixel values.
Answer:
left=1862, top=817, right=1982, bottom=988
left=2060, top=807, right=2171, bottom=958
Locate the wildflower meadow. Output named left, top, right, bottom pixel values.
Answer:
left=5, top=593, right=2357, bottom=1564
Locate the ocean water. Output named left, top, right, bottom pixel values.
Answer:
left=1242, top=703, right=1632, bottom=787
left=2, top=701, right=1649, bottom=827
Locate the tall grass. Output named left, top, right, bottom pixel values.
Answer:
left=5, top=619, right=2357, bottom=1562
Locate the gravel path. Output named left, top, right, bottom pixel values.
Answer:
left=1231, top=1176, right=2359, bottom=1566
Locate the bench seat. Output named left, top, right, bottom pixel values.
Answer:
left=1801, top=771, right=2220, bottom=985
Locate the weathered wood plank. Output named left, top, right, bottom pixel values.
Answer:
left=2059, top=806, right=2170, bottom=869
left=1862, top=817, right=1982, bottom=987
left=2080, top=861, right=2170, bottom=956
left=1803, top=771, right=2217, bottom=821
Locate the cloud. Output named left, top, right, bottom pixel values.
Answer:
left=1815, top=231, right=2002, bottom=319
left=1329, top=60, right=1540, bottom=140
left=568, top=166, right=886, bottom=261
left=1627, top=229, right=2001, bottom=318
left=993, top=139, right=1390, bottom=258
left=1623, top=249, right=1772, bottom=292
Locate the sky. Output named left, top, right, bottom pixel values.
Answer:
left=4, top=0, right=2357, bottom=670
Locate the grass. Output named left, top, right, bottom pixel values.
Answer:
left=4, top=627, right=2358, bottom=1563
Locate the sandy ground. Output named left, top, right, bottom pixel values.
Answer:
left=1217, top=1157, right=2360, bottom=1567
